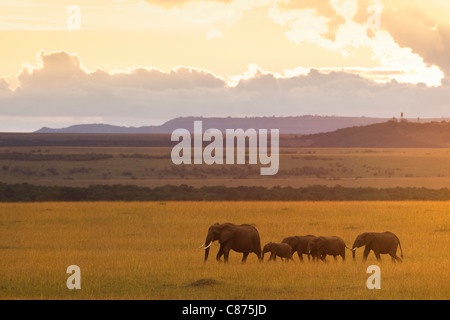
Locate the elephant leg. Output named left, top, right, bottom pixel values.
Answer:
left=333, top=255, right=338, bottom=262
left=315, top=253, right=320, bottom=262
left=374, top=252, right=382, bottom=262
left=255, top=248, right=263, bottom=262
left=223, top=246, right=230, bottom=263
left=362, top=246, right=371, bottom=262
left=390, top=253, right=402, bottom=263
left=297, top=251, right=304, bottom=262
left=241, top=252, right=249, bottom=264
left=389, top=248, right=402, bottom=263
left=341, top=251, right=345, bottom=262
left=216, top=245, right=224, bottom=263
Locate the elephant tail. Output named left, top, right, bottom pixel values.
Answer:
left=398, top=239, right=404, bottom=258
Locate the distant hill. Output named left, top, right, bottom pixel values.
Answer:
left=4, top=118, right=450, bottom=148
left=299, top=119, right=450, bottom=147
left=36, top=124, right=142, bottom=134
left=35, top=116, right=390, bottom=134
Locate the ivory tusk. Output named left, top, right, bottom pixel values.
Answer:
left=199, top=243, right=205, bottom=248
left=204, top=241, right=213, bottom=249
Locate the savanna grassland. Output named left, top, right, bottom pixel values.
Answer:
left=0, top=201, right=448, bottom=300
left=2, top=146, right=450, bottom=189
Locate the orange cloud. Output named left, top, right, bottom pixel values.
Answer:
left=3, top=50, right=450, bottom=132
left=353, top=0, right=450, bottom=76
left=276, top=0, right=346, bottom=41
left=16, top=51, right=227, bottom=91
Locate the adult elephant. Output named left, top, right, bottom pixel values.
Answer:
left=351, top=232, right=403, bottom=262
left=200, top=223, right=262, bottom=263
left=281, top=235, right=316, bottom=262
left=307, top=236, right=351, bottom=262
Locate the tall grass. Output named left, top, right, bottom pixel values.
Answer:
left=0, top=201, right=448, bottom=299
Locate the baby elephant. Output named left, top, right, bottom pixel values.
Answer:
left=262, top=242, right=294, bottom=262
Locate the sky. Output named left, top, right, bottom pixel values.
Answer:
left=1, top=0, right=450, bottom=132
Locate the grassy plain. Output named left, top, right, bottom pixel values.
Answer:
left=0, top=201, right=448, bottom=300
left=2, top=147, right=450, bottom=188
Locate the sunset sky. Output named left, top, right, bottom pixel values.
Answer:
left=1, top=0, right=450, bottom=131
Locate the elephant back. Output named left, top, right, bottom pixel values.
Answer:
left=232, top=224, right=261, bottom=252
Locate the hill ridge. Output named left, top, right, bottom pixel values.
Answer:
left=35, top=115, right=390, bottom=135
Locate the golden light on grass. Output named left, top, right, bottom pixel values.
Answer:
left=0, top=201, right=449, bottom=299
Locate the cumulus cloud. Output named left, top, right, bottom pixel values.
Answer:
left=0, top=78, right=9, bottom=91
left=17, top=51, right=87, bottom=89
left=16, top=51, right=226, bottom=91
left=1, top=50, right=450, bottom=132
left=273, top=0, right=346, bottom=41
left=269, top=0, right=450, bottom=80
left=268, top=0, right=445, bottom=86
left=353, top=0, right=450, bottom=77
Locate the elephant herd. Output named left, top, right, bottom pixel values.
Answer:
left=199, top=223, right=404, bottom=264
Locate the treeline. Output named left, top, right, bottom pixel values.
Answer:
left=2, top=183, right=450, bottom=202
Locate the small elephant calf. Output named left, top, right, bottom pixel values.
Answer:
left=262, top=242, right=294, bottom=262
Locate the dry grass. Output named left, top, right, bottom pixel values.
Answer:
left=4, top=147, right=450, bottom=188
left=0, top=201, right=449, bottom=299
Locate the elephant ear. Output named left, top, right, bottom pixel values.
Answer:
left=364, top=233, right=375, bottom=246
left=219, top=226, right=234, bottom=244
left=316, top=237, right=326, bottom=250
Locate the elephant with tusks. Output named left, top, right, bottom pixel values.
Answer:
left=199, top=223, right=262, bottom=263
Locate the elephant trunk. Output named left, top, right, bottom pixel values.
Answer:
left=352, top=241, right=358, bottom=260
left=203, top=234, right=213, bottom=262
